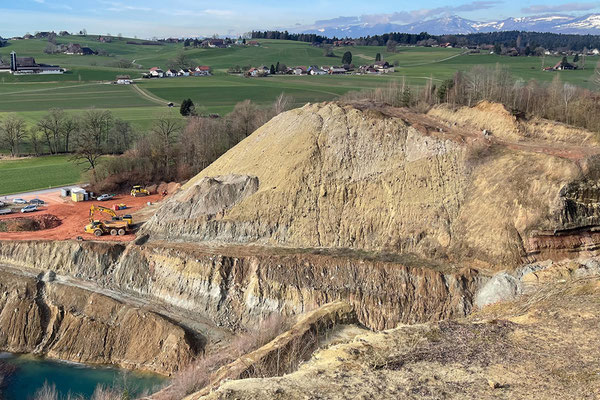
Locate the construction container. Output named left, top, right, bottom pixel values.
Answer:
left=60, top=188, right=71, bottom=197
left=71, top=188, right=87, bottom=202
left=71, top=191, right=85, bottom=202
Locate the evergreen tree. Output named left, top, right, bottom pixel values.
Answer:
left=184, top=38, right=190, bottom=47
left=342, top=51, right=352, bottom=65
left=574, top=54, right=580, bottom=63
left=270, top=64, right=276, bottom=74
left=375, top=53, right=381, bottom=61
left=493, top=43, right=502, bottom=54
left=275, top=61, right=280, bottom=72
left=180, top=98, right=195, bottom=116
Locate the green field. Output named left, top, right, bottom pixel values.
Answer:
left=0, top=155, right=86, bottom=195
left=0, top=37, right=597, bottom=121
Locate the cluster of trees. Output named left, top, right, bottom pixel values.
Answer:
left=93, top=94, right=293, bottom=191
left=343, top=64, right=600, bottom=134
left=0, top=108, right=135, bottom=166
left=166, top=52, right=196, bottom=70
left=452, top=31, right=600, bottom=52
left=251, top=31, right=332, bottom=44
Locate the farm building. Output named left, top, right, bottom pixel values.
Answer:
left=0, top=52, right=64, bottom=75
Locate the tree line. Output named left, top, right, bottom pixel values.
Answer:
left=251, top=29, right=600, bottom=52
left=0, top=109, right=134, bottom=159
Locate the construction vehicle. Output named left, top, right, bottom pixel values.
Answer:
left=131, top=185, right=150, bottom=197
left=84, top=205, right=133, bottom=237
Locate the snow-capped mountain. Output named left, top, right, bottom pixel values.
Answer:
left=299, top=14, right=600, bottom=37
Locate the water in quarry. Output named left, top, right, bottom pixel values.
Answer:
left=0, top=353, right=166, bottom=399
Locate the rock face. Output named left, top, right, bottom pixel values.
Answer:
left=0, top=240, right=480, bottom=331
left=0, top=269, right=201, bottom=375
left=143, top=102, right=600, bottom=269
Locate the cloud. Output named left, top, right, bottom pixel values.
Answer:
left=33, top=0, right=45, bottom=3
left=306, top=1, right=502, bottom=28
left=521, top=1, right=600, bottom=13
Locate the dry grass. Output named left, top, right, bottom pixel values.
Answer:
left=156, top=314, right=289, bottom=400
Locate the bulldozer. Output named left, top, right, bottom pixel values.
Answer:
left=131, top=185, right=150, bottom=197
left=84, top=205, right=133, bottom=237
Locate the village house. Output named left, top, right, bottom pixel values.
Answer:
left=373, top=61, right=394, bottom=73
left=194, top=65, right=212, bottom=76
left=202, top=39, right=226, bottom=48
left=149, top=67, right=164, bottom=77
left=309, top=66, right=327, bottom=75
left=165, top=69, right=178, bottom=77
left=247, top=40, right=259, bottom=46
left=116, top=75, right=132, bottom=84
left=178, top=68, right=190, bottom=76
left=552, top=60, right=577, bottom=70
left=293, top=66, right=307, bottom=75
left=328, top=66, right=347, bottom=74
left=333, top=40, right=355, bottom=47
left=64, top=43, right=97, bottom=55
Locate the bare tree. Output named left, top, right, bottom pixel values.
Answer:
left=0, top=115, right=27, bottom=157
left=563, top=83, right=577, bottom=124
left=37, top=108, right=66, bottom=154
left=71, top=109, right=113, bottom=180
left=151, top=114, right=181, bottom=179
left=61, top=115, right=79, bottom=153
left=29, top=128, right=43, bottom=156
left=229, top=100, right=266, bottom=139
left=272, top=93, right=293, bottom=115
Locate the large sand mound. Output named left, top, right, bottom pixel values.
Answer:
left=143, top=102, right=600, bottom=270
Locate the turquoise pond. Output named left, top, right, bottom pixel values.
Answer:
left=0, top=353, right=166, bottom=399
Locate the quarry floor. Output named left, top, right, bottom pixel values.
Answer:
left=0, top=190, right=164, bottom=241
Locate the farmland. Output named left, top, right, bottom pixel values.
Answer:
left=0, top=36, right=597, bottom=121
left=0, top=155, right=86, bottom=196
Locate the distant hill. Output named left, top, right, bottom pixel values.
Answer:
left=297, top=14, right=600, bottom=37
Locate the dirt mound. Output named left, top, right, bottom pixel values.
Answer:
left=428, top=100, right=521, bottom=141
left=194, top=272, right=600, bottom=400
left=0, top=214, right=61, bottom=232
left=143, top=102, right=600, bottom=270
left=429, top=100, right=600, bottom=146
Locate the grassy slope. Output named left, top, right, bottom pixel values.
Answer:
left=0, top=155, right=85, bottom=195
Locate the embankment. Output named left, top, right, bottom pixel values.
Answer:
left=0, top=268, right=200, bottom=375
left=0, top=240, right=480, bottom=331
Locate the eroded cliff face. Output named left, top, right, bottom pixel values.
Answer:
left=141, top=102, right=600, bottom=270
left=0, top=268, right=201, bottom=375
left=0, top=240, right=480, bottom=331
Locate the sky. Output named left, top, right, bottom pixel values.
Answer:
left=2, top=0, right=600, bottom=38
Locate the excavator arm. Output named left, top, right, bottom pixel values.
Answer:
left=89, top=205, right=117, bottom=222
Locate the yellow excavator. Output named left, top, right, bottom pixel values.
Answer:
left=84, top=205, right=133, bottom=237
left=131, top=185, right=150, bottom=197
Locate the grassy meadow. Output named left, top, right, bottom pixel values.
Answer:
left=0, top=155, right=86, bottom=195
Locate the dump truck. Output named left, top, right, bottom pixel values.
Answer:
left=84, top=205, right=133, bottom=237
left=131, top=185, right=150, bottom=197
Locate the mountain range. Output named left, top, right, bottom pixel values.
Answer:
left=298, top=14, right=600, bottom=37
